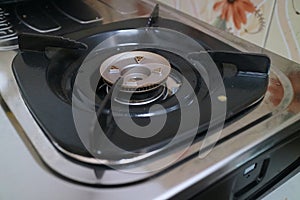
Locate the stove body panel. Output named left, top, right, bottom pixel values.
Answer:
left=0, top=0, right=299, bottom=199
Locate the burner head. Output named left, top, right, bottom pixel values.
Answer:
left=100, top=51, right=172, bottom=92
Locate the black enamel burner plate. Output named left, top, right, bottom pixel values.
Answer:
left=12, top=17, right=270, bottom=160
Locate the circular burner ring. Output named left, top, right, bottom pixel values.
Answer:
left=100, top=51, right=172, bottom=93
left=109, top=85, right=167, bottom=106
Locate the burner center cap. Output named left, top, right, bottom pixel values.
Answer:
left=100, top=51, right=171, bottom=92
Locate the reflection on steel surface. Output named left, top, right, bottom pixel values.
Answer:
left=0, top=1, right=300, bottom=198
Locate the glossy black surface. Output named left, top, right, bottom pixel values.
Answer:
left=1, top=0, right=102, bottom=34
left=13, top=17, right=270, bottom=158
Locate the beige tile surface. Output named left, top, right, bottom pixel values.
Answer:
left=265, top=0, right=300, bottom=64
left=158, top=0, right=276, bottom=47
left=159, top=0, right=300, bottom=64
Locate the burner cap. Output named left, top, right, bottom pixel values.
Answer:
left=100, top=51, right=171, bottom=92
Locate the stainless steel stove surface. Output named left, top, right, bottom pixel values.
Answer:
left=0, top=1, right=300, bottom=200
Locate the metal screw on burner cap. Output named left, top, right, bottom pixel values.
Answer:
left=109, top=66, right=120, bottom=74
left=153, top=68, right=163, bottom=75
left=135, top=56, right=144, bottom=64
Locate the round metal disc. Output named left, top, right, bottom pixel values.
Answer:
left=100, top=51, right=171, bottom=92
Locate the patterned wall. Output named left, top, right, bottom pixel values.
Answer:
left=158, top=0, right=300, bottom=64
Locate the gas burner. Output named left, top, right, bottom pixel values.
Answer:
left=98, top=51, right=182, bottom=106
left=100, top=51, right=172, bottom=92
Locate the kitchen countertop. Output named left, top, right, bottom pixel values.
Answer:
left=0, top=102, right=100, bottom=200
left=0, top=99, right=166, bottom=199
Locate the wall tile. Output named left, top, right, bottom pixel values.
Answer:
left=265, top=0, right=300, bottom=63
left=158, top=0, right=276, bottom=47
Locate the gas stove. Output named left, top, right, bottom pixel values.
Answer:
left=0, top=1, right=300, bottom=199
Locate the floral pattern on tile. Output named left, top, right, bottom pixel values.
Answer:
left=213, top=0, right=256, bottom=30
left=158, top=0, right=275, bottom=47
left=266, top=0, right=300, bottom=64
